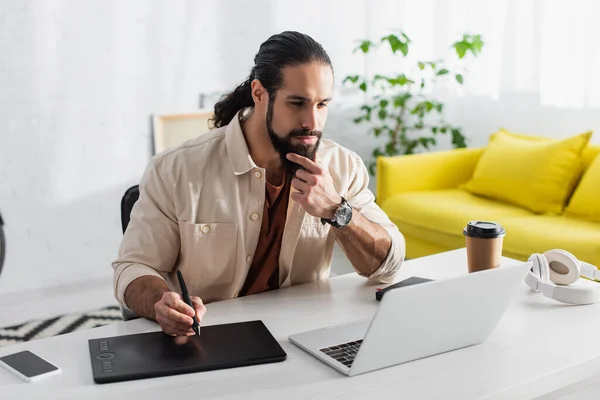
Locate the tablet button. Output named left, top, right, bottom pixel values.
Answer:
left=96, top=352, right=115, bottom=360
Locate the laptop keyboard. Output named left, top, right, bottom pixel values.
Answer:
left=319, top=339, right=363, bottom=368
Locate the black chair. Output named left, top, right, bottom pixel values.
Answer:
left=120, top=185, right=140, bottom=233
left=0, top=211, right=5, bottom=277
left=119, top=185, right=141, bottom=320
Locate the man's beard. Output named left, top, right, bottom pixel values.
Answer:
left=266, top=99, right=322, bottom=175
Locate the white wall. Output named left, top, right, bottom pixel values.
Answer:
left=1, top=0, right=599, bottom=297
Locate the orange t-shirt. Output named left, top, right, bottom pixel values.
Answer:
left=239, top=174, right=291, bottom=296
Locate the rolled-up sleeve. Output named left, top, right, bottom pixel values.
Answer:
left=112, top=157, right=180, bottom=307
left=339, top=154, right=406, bottom=284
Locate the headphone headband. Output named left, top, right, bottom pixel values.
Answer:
left=581, top=262, right=600, bottom=281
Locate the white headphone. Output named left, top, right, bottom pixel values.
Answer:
left=525, top=249, right=600, bottom=305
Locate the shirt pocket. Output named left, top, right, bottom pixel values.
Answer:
left=178, top=221, right=238, bottom=287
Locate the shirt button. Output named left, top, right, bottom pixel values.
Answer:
left=254, top=171, right=262, bottom=179
left=246, top=255, right=252, bottom=263
left=201, top=225, right=210, bottom=234
left=250, top=212, right=260, bottom=221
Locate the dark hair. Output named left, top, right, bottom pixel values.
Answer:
left=211, top=31, right=332, bottom=128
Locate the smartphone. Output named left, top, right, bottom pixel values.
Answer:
left=376, top=276, right=434, bottom=301
left=0, top=350, right=61, bottom=382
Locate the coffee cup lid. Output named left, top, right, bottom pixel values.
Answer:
left=463, top=221, right=506, bottom=238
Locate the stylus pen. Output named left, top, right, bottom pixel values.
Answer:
left=176, top=270, right=200, bottom=336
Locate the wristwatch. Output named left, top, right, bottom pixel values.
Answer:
left=321, top=197, right=353, bottom=228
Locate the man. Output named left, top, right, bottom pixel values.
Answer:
left=112, top=31, right=405, bottom=337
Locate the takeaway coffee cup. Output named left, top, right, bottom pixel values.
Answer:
left=463, top=221, right=506, bottom=273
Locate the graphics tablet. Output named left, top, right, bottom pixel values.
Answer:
left=88, top=320, right=286, bottom=384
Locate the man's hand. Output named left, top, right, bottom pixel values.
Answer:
left=154, top=292, right=207, bottom=336
left=287, top=153, right=342, bottom=220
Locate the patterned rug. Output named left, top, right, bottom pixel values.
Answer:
left=0, top=306, right=123, bottom=347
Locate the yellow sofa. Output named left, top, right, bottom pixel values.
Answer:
left=376, top=141, right=600, bottom=267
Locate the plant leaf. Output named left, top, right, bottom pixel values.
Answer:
left=343, top=75, right=360, bottom=84
left=399, top=42, right=409, bottom=56
left=393, top=93, right=412, bottom=107
left=405, top=140, right=417, bottom=155
left=451, top=128, right=467, bottom=148
left=385, top=142, right=397, bottom=156
left=359, top=82, right=367, bottom=92
left=455, top=74, right=464, bottom=84
left=379, top=99, right=389, bottom=108
left=453, top=42, right=468, bottom=58
left=372, top=148, right=384, bottom=158
left=368, top=162, right=376, bottom=176
left=468, top=34, right=484, bottom=56
left=418, top=62, right=426, bottom=70
left=452, top=34, right=485, bottom=59
left=418, top=137, right=436, bottom=149
left=381, top=34, right=409, bottom=55
left=378, top=109, right=387, bottom=120
left=395, top=74, right=415, bottom=86
left=355, top=40, right=374, bottom=53
left=436, top=69, right=449, bottom=76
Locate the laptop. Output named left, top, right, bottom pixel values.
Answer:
left=288, top=261, right=531, bottom=377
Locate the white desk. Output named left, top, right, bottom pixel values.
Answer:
left=1, top=248, right=599, bottom=400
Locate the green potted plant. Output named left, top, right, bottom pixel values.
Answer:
left=343, top=31, right=484, bottom=175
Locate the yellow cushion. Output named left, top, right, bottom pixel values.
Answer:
left=581, top=145, right=600, bottom=170
left=460, top=129, right=592, bottom=214
left=565, top=153, right=600, bottom=222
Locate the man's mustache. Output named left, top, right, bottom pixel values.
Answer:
left=288, top=129, right=322, bottom=138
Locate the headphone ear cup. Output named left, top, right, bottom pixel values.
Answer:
left=544, top=249, right=580, bottom=285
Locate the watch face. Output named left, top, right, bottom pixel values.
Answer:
left=335, top=203, right=353, bottom=225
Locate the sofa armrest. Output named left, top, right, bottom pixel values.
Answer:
left=376, top=147, right=484, bottom=205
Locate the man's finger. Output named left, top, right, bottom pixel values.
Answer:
left=162, top=326, right=194, bottom=337
left=190, top=297, right=207, bottom=321
left=290, top=192, right=304, bottom=204
left=292, top=177, right=309, bottom=193
left=157, top=314, right=194, bottom=334
left=286, top=153, right=320, bottom=174
left=163, top=294, right=195, bottom=317
left=295, top=169, right=316, bottom=185
left=163, top=306, right=194, bottom=326
left=155, top=307, right=193, bottom=329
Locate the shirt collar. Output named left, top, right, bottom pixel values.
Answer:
left=225, top=109, right=257, bottom=175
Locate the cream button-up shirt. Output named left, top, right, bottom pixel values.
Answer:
left=112, top=111, right=406, bottom=309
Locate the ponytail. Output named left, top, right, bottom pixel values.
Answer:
left=211, top=74, right=254, bottom=129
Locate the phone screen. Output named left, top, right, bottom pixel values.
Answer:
left=0, top=350, right=58, bottom=378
